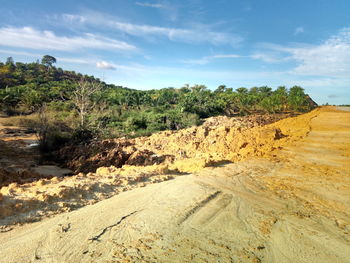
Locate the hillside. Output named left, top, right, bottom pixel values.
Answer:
left=0, top=57, right=317, bottom=143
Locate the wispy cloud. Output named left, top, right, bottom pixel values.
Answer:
left=59, top=57, right=95, bottom=64
left=250, top=52, right=290, bottom=63
left=0, top=26, right=137, bottom=52
left=115, top=23, right=242, bottom=46
left=263, top=27, right=350, bottom=77
left=183, top=52, right=289, bottom=65
left=0, top=49, right=43, bottom=58
left=0, top=48, right=101, bottom=66
left=328, top=94, right=340, bottom=98
left=62, top=14, right=87, bottom=23
left=211, top=54, right=241, bottom=59
left=183, top=54, right=241, bottom=65
left=60, top=12, right=243, bottom=46
left=96, top=61, right=116, bottom=70
left=294, top=27, right=304, bottom=35
left=135, top=2, right=165, bottom=8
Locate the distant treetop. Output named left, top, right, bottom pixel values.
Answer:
left=41, top=55, right=57, bottom=67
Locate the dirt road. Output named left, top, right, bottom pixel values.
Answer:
left=0, top=107, right=349, bottom=262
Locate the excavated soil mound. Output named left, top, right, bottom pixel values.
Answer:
left=59, top=113, right=292, bottom=173
left=1, top=107, right=349, bottom=263
left=0, top=110, right=320, bottom=226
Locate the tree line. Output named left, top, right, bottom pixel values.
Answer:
left=0, top=56, right=317, bottom=140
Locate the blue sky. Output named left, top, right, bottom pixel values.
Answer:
left=0, top=0, right=349, bottom=104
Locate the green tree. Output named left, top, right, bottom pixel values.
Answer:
left=288, top=86, right=309, bottom=112
left=6, top=57, right=15, bottom=66
left=41, top=55, right=57, bottom=68
left=274, top=86, right=288, bottom=111
left=236, top=87, right=248, bottom=94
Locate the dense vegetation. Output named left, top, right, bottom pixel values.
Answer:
left=0, top=56, right=317, bottom=149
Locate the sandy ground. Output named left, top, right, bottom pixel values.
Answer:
left=0, top=116, right=38, bottom=172
left=0, top=113, right=299, bottom=225
left=0, top=107, right=349, bottom=262
left=0, top=116, right=73, bottom=187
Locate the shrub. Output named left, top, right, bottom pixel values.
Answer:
left=71, top=128, right=95, bottom=144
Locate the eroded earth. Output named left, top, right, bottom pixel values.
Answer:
left=0, top=107, right=349, bottom=263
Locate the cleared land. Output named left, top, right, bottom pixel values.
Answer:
left=0, top=107, right=349, bottom=262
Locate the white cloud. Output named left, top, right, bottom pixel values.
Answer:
left=0, top=49, right=43, bottom=58
left=0, top=26, right=137, bottom=52
left=62, top=14, right=86, bottom=23
left=183, top=54, right=241, bottom=65
left=59, top=57, right=94, bottom=64
left=291, top=28, right=350, bottom=76
left=257, top=28, right=350, bottom=77
left=211, top=54, right=241, bottom=59
left=250, top=52, right=290, bottom=63
left=96, top=61, right=116, bottom=70
left=184, top=52, right=288, bottom=65
left=109, top=21, right=242, bottom=46
left=59, top=13, right=243, bottom=46
left=291, top=28, right=350, bottom=77
left=135, top=2, right=165, bottom=8
left=294, top=27, right=304, bottom=35
left=0, top=49, right=106, bottom=66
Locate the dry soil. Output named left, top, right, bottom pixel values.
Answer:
left=0, top=107, right=349, bottom=263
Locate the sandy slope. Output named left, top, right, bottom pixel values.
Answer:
left=0, top=107, right=349, bottom=263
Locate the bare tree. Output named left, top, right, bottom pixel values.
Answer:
left=73, top=78, right=102, bottom=128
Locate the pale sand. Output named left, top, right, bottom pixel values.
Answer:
left=0, top=108, right=349, bottom=262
